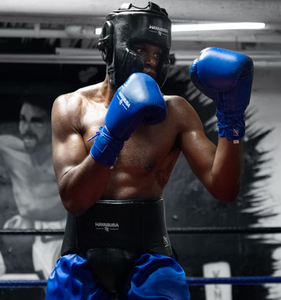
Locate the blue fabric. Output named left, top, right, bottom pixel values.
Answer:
left=45, top=253, right=190, bottom=300
left=89, top=125, right=124, bottom=167
left=45, top=254, right=110, bottom=300
left=123, top=253, right=190, bottom=300
left=216, top=110, right=245, bottom=140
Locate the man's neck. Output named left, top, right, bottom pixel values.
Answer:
left=29, top=142, right=53, bottom=170
left=100, top=75, right=117, bottom=107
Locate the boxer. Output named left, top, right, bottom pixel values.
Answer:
left=45, top=2, right=253, bottom=299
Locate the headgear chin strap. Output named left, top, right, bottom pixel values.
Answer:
left=97, top=2, right=172, bottom=89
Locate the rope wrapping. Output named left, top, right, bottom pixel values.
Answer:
left=1, top=276, right=281, bottom=288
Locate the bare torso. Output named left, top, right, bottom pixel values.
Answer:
left=52, top=72, right=242, bottom=217
left=54, top=80, right=196, bottom=203
left=75, top=84, right=182, bottom=200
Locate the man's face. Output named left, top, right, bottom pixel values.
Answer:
left=19, top=102, right=51, bottom=153
left=131, top=42, right=163, bottom=79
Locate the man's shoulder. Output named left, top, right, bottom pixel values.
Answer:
left=76, top=82, right=103, bottom=98
left=55, top=82, right=103, bottom=110
left=163, top=94, right=201, bottom=126
left=52, top=82, right=104, bottom=133
left=164, top=94, right=192, bottom=110
left=0, top=134, right=24, bottom=152
left=164, top=94, right=183, bottom=101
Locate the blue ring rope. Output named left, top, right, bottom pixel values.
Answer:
left=186, top=276, right=281, bottom=286
left=1, top=276, right=281, bottom=288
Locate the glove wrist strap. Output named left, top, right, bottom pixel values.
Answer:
left=216, top=110, right=245, bottom=140
left=89, top=126, right=124, bottom=167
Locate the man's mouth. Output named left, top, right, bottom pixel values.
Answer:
left=144, top=68, right=156, bottom=79
left=22, top=135, right=37, bottom=148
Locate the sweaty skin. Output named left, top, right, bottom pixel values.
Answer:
left=52, top=43, right=243, bottom=217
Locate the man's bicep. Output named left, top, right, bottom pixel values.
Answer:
left=52, top=130, right=88, bottom=181
left=180, top=126, right=217, bottom=188
left=51, top=95, right=89, bottom=181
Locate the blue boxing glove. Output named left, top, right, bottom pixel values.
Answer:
left=190, top=47, right=254, bottom=140
left=89, top=73, right=167, bottom=166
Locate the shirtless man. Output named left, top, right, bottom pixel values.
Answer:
left=45, top=2, right=253, bottom=300
left=0, top=95, right=66, bottom=279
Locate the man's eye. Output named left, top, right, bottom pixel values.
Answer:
left=32, top=121, right=44, bottom=126
left=136, top=48, right=144, bottom=54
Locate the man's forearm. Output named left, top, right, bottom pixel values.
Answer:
left=57, top=154, right=112, bottom=216
left=210, top=137, right=243, bottom=202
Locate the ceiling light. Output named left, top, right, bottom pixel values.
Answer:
left=95, top=28, right=102, bottom=35
left=172, top=22, right=266, bottom=32
left=94, top=23, right=265, bottom=35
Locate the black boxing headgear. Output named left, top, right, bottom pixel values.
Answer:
left=97, top=2, right=171, bottom=89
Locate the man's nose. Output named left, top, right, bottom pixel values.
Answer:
left=21, top=122, right=32, bottom=133
left=145, top=54, right=158, bottom=67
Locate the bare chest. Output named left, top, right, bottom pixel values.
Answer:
left=82, top=108, right=177, bottom=169
left=79, top=102, right=181, bottom=198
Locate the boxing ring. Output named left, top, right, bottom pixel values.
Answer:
left=1, top=227, right=281, bottom=289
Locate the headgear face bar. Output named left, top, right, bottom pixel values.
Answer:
left=97, top=2, right=172, bottom=89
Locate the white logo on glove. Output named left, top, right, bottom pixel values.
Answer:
left=118, top=92, right=131, bottom=110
